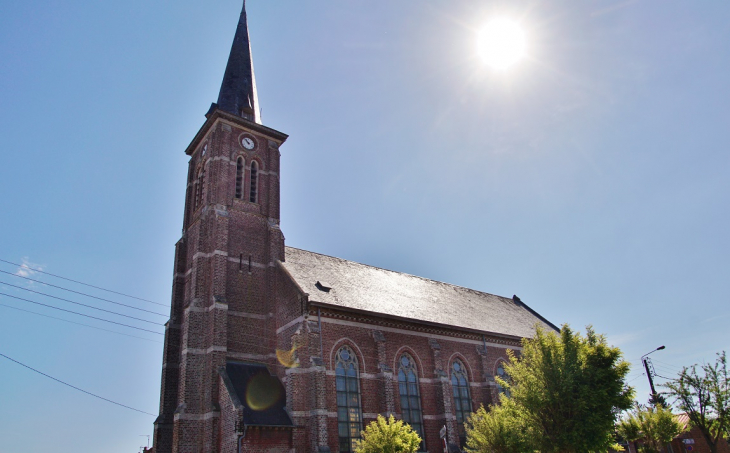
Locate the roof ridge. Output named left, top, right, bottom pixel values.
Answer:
left=284, top=245, right=511, bottom=301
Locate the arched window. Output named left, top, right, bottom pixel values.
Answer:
left=194, top=167, right=205, bottom=210
left=199, top=167, right=206, bottom=207
left=235, top=157, right=244, bottom=199
left=249, top=161, right=258, bottom=203
left=398, top=354, right=424, bottom=449
left=187, top=162, right=195, bottom=183
left=451, top=360, right=472, bottom=447
left=496, top=363, right=511, bottom=398
left=193, top=179, right=199, bottom=211
left=336, top=346, right=362, bottom=452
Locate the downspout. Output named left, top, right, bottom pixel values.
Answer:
left=317, top=307, right=324, bottom=360
left=237, top=424, right=247, bottom=453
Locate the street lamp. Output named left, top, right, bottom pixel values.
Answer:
left=641, top=345, right=665, bottom=403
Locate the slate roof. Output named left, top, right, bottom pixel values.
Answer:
left=282, top=247, right=557, bottom=339
left=216, top=1, right=261, bottom=123
left=220, top=362, right=293, bottom=427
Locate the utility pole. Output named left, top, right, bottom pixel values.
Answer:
left=642, top=357, right=657, bottom=396
left=641, top=346, right=665, bottom=403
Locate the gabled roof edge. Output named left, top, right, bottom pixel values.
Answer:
left=512, top=295, right=560, bottom=332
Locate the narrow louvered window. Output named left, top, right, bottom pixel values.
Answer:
left=336, top=346, right=362, bottom=452
left=249, top=161, right=258, bottom=203
left=199, top=167, right=206, bottom=207
left=452, top=360, right=472, bottom=447
left=398, top=354, right=424, bottom=450
left=235, top=157, right=243, bottom=199
left=192, top=181, right=199, bottom=211
left=194, top=168, right=205, bottom=210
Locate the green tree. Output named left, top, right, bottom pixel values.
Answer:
left=616, top=407, right=642, bottom=453
left=467, top=325, right=634, bottom=453
left=664, top=351, right=730, bottom=453
left=465, top=403, right=535, bottom=453
left=354, top=414, right=421, bottom=453
left=617, top=404, right=686, bottom=453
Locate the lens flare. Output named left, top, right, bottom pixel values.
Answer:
left=276, top=344, right=300, bottom=369
left=245, top=372, right=282, bottom=411
left=477, top=18, right=526, bottom=70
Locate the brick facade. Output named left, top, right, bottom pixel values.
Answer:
left=151, top=6, right=542, bottom=452
left=149, top=106, right=530, bottom=452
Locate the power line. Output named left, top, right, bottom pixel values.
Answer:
left=652, top=359, right=685, bottom=371
left=652, top=365, right=679, bottom=377
left=0, top=281, right=163, bottom=325
left=0, top=292, right=163, bottom=335
left=0, top=303, right=161, bottom=344
left=0, top=270, right=167, bottom=316
left=627, top=373, right=646, bottom=383
left=0, top=258, right=166, bottom=306
left=0, top=351, right=156, bottom=416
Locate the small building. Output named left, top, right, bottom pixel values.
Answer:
left=669, top=413, right=730, bottom=453
left=623, top=413, right=730, bottom=453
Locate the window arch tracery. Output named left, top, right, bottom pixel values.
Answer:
left=451, top=359, right=472, bottom=447
left=496, top=362, right=511, bottom=398
left=398, top=353, right=424, bottom=449
left=335, top=346, right=362, bottom=452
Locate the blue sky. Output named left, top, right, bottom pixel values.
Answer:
left=1, top=1, right=729, bottom=452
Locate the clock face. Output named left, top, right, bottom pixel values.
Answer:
left=242, top=137, right=255, bottom=150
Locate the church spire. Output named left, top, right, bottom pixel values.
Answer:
left=216, top=0, right=261, bottom=124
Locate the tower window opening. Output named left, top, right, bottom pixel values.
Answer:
left=192, top=181, right=199, bottom=211
left=199, top=168, right=206, bottom=209
left=249, top=161, right=258, bottom=203
left=235, top=157, right=244, bottom=199
left=194, top=168, right=205, bottom=210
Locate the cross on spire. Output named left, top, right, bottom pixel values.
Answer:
left=216, top=0, right=261, bottom=123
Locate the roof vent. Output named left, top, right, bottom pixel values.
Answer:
left=315, top=281, right=332, bottom=292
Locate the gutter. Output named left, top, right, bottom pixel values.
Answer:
left=307, top=301, right=525, bottom=343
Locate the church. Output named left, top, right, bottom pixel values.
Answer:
left=151, top=3, right=556, bottom=453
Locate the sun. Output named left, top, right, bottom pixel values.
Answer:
left=477, top=18, right=526, bottom=70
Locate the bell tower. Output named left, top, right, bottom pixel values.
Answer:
left=152, top=2, right=288, bottom=451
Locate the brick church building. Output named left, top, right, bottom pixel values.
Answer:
left=151, top=3, right=556, bottom=452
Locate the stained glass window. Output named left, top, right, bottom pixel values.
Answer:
left=496, top=363, right=511, bottom=398
left=451, top=360, right=471, bottom=447
left=398, top=354, right=424, bottom=449
left=336, top=346, right=362, bottom=452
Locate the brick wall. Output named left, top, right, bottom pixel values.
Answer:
left=276, top=306, right=519, bottom=452
left=153, top=110, right=527, bottom=453
left=671, top=426, right=730, bottom=453
left=154, top=112, right=287, bottom=453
